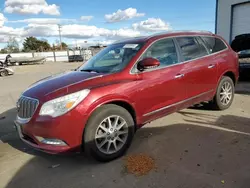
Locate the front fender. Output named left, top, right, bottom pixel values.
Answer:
left=84, top=94, right=136, bottom=122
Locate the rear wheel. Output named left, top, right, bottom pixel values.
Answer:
left=84, top=104, right=135, bottom=162
left=212, top=76, right=235, bottom=110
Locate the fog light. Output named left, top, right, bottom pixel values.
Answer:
left=35, top=136, right=67, bottom=146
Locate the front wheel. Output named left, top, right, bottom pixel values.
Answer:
left=0, top=70, right=8, bottom=77
left=84, top=104, right=135, bottom=162
left=212, top=76, right=235, bottom=110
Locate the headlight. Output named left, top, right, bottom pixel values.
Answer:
left=39, top=89, right=90, bottom=117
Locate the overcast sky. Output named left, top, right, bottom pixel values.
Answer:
left=0, top=0, right=216, bottom=48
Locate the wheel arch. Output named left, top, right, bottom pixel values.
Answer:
left=213, top=70, right=237, bottom=97
left=104, top=100, right=137, bottom=126
left=81, top=97, right=138, bottom=150
left=223, top=71, right=236, bottom=85
left=217, top=70, right=236, bottom=87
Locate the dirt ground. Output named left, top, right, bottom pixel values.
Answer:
left=0, top=62, right=250, bottom=188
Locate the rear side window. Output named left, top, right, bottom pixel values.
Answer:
left=176, top=37, right=208, bottom=61
left=201, top=36, right=227, bottom=54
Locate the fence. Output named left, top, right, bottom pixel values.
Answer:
left=0, top=49, right=100, bottom=62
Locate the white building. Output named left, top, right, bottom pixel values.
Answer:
left=216, top=0, right=250, bottom=43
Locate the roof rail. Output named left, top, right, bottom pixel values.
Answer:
left=150, top=30, right=214, bottom=37
left=171, top=30, right=213, bottom=33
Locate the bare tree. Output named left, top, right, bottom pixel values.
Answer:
left=7, top=36, right=19, bottom=53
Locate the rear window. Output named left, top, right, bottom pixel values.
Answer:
left=176, top=37, right=208, bottom=61
left=201, top=36, right=227, bottom=54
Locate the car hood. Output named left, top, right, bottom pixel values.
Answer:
left=22, top=71, right=104, bottom=100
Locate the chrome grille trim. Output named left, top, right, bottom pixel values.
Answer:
left=17, top=96, right=39, bottom=122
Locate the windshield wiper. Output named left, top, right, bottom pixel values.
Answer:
left=80, top=69, right=99, bottom=73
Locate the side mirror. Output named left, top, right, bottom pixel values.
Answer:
left=137, top=57, right=160, bottom=71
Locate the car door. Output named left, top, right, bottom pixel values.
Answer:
left=131, top=38, right=187, bottom=123
left=175, top=36, right=218, bottom=105
left=201, top=35, right=230, bottom=82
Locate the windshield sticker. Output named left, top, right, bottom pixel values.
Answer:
left=123, top=44, right=139, bottom=49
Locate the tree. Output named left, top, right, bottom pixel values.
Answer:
left=6, top=37, right=19, bottom=53
left=23, top=37, right=51, bottom=52
left=39, top=40, right=51, bottom=52
left=23, top=37, right=36, bottom=52
left=52, top=40, right=68, bottom=51
left=0, top=48, right=8, bottom=54
left=61, top=42, right=68, bottom=50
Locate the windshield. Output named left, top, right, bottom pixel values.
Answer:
left=78, top=42, right=144, bottom=73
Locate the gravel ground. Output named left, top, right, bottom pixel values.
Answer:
left=0, top=62, right=250, bottom=188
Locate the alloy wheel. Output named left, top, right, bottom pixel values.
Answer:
left=220, top=81, right=233, bottom=105
left=95, top=115, right=128, bottom=155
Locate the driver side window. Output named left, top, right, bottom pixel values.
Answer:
left=140, top=38, right=178, bottom=69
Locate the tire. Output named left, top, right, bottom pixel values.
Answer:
left=0, top=70, right=8, bottom=77
left=84, top=104, right=135, bottom=162
left=212, top=76, right=235, bottom=110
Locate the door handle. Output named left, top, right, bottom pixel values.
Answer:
left=208, top=64, right=215, bottom=69
left=175, top=74, right=185, bottom=78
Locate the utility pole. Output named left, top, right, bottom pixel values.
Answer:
left=58, top=24, right=62, bottom=50
left=85, top=40, right=88, bottom=50
left=75, top=40, right=78, bottom=49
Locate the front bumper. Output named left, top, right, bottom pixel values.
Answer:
left=14, top=112, right=87, bottom=154
left=15, top=121, right=71, bottom=154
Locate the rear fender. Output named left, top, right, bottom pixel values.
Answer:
left=216, top=69, right=237, bottom=91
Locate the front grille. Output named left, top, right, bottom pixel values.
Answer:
left=17, top=96, right=39, bottom=119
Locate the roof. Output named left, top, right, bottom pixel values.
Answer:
left=112, top=30, right=214, bottom=45
left=112, top=36, right=148, bottom=44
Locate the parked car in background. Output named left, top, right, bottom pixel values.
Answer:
left=231, top=33, right=250, bottom=54
left=238, top=49, right=250, bottom=59
left=15, top=31, right=239, bottom=162
left=68, top=55, right=84, bottom=62
left=231, top=34, right=250, bottom=79
left=238, top=50, right=250, bottom=79
left=239, top=60, right=250, bottom=80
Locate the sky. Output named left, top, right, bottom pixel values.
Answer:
left=0, top=0, right=216, bottom=48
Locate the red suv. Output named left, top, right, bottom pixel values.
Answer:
left=15, top=31, right=239, bottom=161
